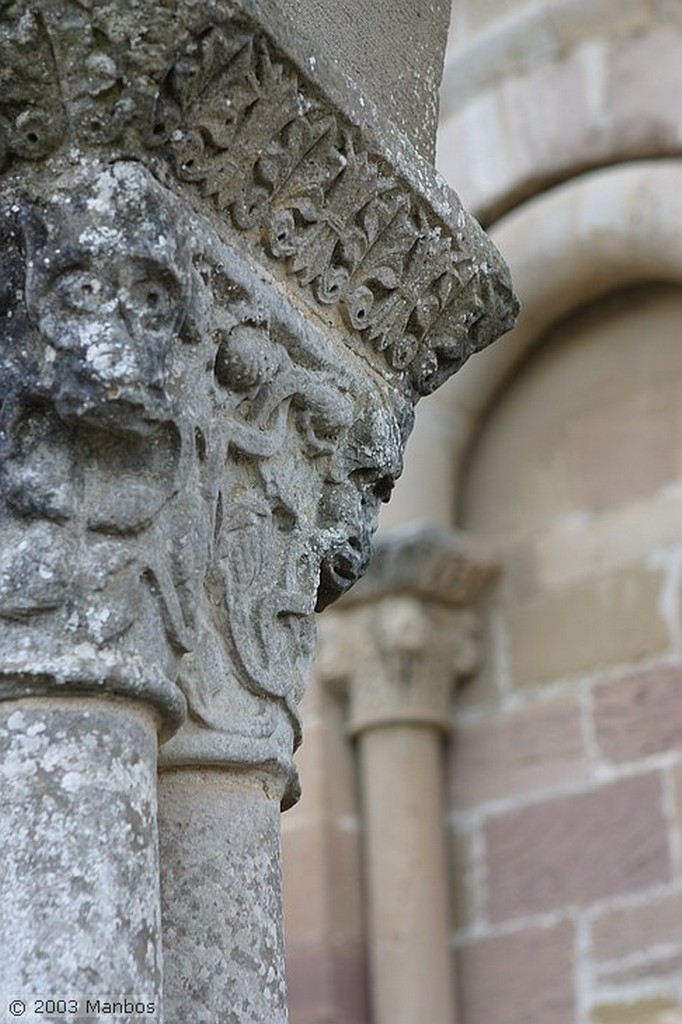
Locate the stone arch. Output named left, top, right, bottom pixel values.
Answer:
left=382, top=159, right=682, bottom=528
left=438, top=0, right=682, bottom=221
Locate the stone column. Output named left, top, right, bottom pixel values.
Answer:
left=0, top=4, right=517, bottom=1022
left=316, top=526, right=496, bottom=1024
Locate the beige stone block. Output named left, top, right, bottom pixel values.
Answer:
left=462, top=286, right=682, bottom=547
left=462, top=421, right=578, bottom=544
left=495, top=541, right=540, bottom=603
left=436, top=89, right=515, bottom=217
left=486, top=773, right=671, bottom=922
left=592, top=888, right=682, bottom=963
left=592, top=998, right=681, bottom=1024
left=595, top=666, right=682, bottom=762
left=506, top=564, right=668, bottom=689
left=501, top=286, right=682, bottom=426
left=450, top=694, right=588, bottom=809
left=455, top=598, right=504, bottom=712
left=499, top=45, right=600, bottom=186
left=535, top=486, right=682, bottom=592
left=608, top=27, right=682, bottom=150
left=456, top=921, right=575, bottom=1024
left=571, top=386, right=676, bottom=511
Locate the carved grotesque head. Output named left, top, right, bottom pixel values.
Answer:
left=315, top=388, right=413, bottom=611
left=16, top=162, right=190, bottom=436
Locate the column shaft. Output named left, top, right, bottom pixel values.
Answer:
left=359, top=726, right=454, bottom=1024
left=158, top=769, right=287, bottom=1024
left=0, top=699, right=162, bottom=1021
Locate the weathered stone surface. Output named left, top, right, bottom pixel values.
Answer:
left=456, top=921, right=576, bottom=1024
left=485, top=773, right=671, bottom=922
left=0, top=699, right=161, bottom=1021
left=158, top=769, right=287, bottom=1024
left=273, top=0, right=451, bottom=160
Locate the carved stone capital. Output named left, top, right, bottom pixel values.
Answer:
left=0, top=4, right=517, bottom=807
left=316, top=525, right=497, bottom=735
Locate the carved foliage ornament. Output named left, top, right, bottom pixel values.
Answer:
left=0, top=1, right=518, bottom=400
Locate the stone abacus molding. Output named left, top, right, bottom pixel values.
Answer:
left=0, top=1, right=517, bottom=401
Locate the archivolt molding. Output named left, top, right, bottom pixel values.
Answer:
left=441, top=0, right=682, bottom=115
left=386, top=159, right=682, bottom=526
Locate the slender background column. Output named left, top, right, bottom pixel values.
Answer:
left=359, top=726, right=453, bottom=1024
left=316, top=525, right=496, bottom=1024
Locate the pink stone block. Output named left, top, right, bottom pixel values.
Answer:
left=450, top=694, right=588, bottom=809
left=486, top=774, right=671, bottom=922
left=594, top=666, right=682, bottom=762
left=457, top=921, right=575, bottom=1024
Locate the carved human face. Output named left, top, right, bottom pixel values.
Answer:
left=24, top=163, right=189, bottom=435
left=316, top=390, right=412, bottom=610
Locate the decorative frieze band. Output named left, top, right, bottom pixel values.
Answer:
left=0, top=1, right=517, bottom=401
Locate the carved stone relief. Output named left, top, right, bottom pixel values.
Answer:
left=0, top=1, right=517, bottom=398
left=0, top=2, right=517, bottom=807
left=0, top=154, right=414, bottom=803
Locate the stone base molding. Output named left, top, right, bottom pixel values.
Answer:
left=0, top=2, right=516, bottom=1020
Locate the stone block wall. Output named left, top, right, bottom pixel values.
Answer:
left=453, top=284, right=682, bottom=1024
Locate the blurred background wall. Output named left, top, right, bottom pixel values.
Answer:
left=283, top=3, right=682, bottom=1022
